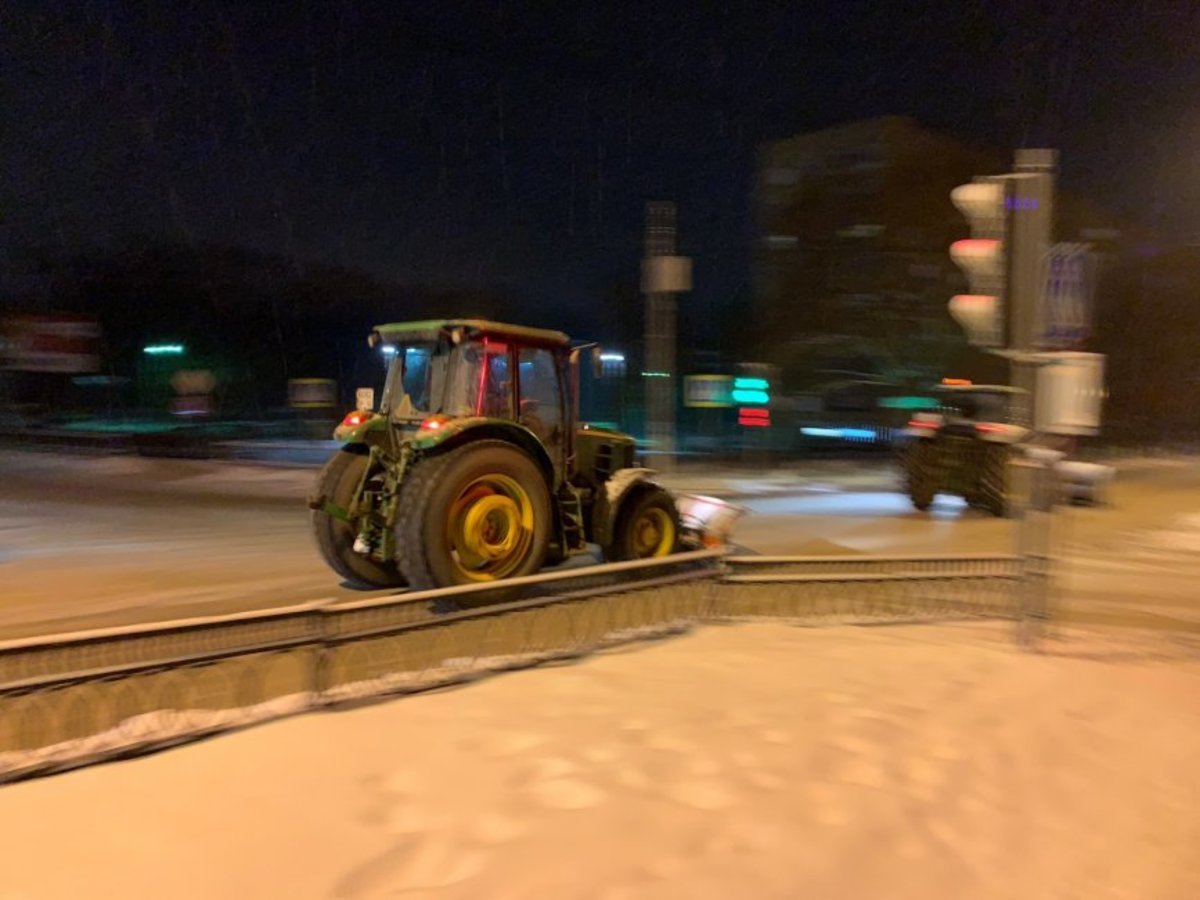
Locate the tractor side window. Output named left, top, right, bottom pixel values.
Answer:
left=517, top=347, right=563, bottom=445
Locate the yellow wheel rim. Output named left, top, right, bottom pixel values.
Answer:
left=446, top=474, right=535, bottom=581
left=631, top=507, right=675, bottom=558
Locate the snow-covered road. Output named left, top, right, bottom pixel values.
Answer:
left=2, top=450, right=1200, bottom=637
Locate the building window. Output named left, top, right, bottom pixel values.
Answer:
left=766, top=235, right=799, bottom=249
left=765, top=167, right=799, bottom=186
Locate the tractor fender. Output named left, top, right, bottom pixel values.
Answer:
left=977, top=424, right=1030, bottom=444
left=592, top=467, right=662, bottom=548
left=418, top=419, right=557, bottom=488
left=333, top=413, right=388, bottom=443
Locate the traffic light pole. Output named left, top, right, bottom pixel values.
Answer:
left=644, top=202, right=679, bottom=471
left=1008, top=148, right=1057, bottom=430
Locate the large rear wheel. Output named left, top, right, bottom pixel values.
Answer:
left=311, top=449, right=406, bottom=589
left=396, top=441, right=552, bottom=590
left=980, top=444, right=1011, bottom=517
left=905, top=440, right=937, bottom=511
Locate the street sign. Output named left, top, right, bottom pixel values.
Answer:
left=683, top=374, right=733, bottom=408
left=172, top=369, right=217, bottom=396
left=1035, top=351, right=1105, bottom=436
left=1039, top=243, right=1096, bottom=349
left=1, top=314, right=101, bottom=373
left=287, top=378, right=337, bottom=409
left=738, top=407, right=770, bottom=427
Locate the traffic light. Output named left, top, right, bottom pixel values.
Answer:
left=948, top=179, right=1011, bottom=347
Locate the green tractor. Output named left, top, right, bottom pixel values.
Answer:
left=901, top=382, right=1029, bottom=516
left=308, top=319, right=683, bottom=590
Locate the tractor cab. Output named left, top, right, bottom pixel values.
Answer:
left=906, top=381, right=1026, bottom=443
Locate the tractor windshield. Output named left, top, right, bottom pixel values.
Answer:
left=451, top=339, right=513, bottom=418
left=380, top=342, right=445, bottom=420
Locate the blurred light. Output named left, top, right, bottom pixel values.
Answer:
left=599, top=352, right=625, bottom=362
left=340, top=411, right=369, bottom=428
left=878, top=396, right=939, bottom=410
left=381, top=345, right=398, bottom=356
left=941, top=378, right=972, bottom=386
left=419, top=414, right=449, bottom=432
left=801, top=426, right=877, bottom=442
left=738, top=407, right=771, bottom=427
left=640, top=371, right=670, bottom=378
left=908, top=419, right=939, bottom=429
left=733, top=377, right=769, bottom=391
left=143, top=344, right=184, bottom=355
left=731, top=389, right=769, bottom=404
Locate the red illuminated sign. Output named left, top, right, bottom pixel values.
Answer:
left=738, top=407, right=770, bottom=428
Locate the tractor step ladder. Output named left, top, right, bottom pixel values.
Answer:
left=558, top=486, right=588, bottom=551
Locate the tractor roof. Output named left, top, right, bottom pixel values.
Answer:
left=371, top=319, right=570, bottom=348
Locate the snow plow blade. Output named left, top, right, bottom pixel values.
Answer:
left=674, top=494, right=748, bottom=549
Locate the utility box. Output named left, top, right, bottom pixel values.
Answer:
left=1036, top=351, right=1105, bottom=436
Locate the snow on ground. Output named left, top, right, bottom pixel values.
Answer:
left=1, top=621, right=1197, bottom=900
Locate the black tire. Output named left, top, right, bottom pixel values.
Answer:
left=603, top=487, right=681, bottom=562
left=905, top=441, right=937, bottom=512
left=980, top=444, right=1010, bottom=517
left=395, top=441, right=552, bottom=590
left=311, top=449, right=407, bottom=589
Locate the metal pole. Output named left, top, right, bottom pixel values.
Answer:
left=1009, top=149, right=1057, bottom=430
left=1016, top=447, right=1061, bottom=650
left=644, top=201, right=677, bottom=470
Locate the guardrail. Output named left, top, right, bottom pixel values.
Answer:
left=0, top=551, right=723, bottom=781
left=722, top=554, right=1020, bottom=625
left=0, top=550, right=1022, bottom=783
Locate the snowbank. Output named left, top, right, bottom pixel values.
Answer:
left=0, top=621, right=1196, bottom=900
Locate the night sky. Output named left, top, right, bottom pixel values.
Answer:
left=4, top=1, right=1199, bottom=338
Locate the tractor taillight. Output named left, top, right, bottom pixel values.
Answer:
left=908, top=419, right=938, bottom=429
left=419, top=415, right=449, bottom=432
left=341, top=410, right=369, bottom=428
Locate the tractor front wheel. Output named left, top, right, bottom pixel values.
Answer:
left=311, top=449, right=407, bottom=589
left=395, top=441, right=552, bottom=590
left=604, top=487, right=680, bottom=561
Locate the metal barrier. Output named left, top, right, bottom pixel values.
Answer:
left=0, top=549, right=1026, bottom=783
left=722, top=555, right=1020, bottom=625
left=0, top=551, right=722, bottom=781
